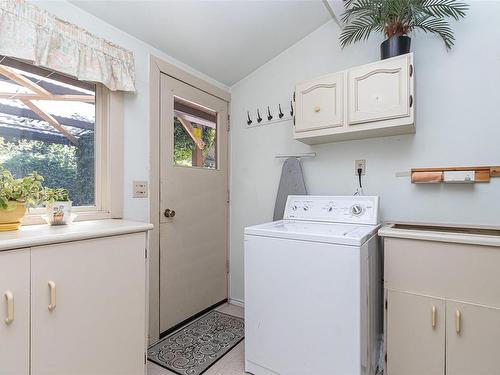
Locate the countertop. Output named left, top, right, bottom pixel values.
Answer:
left=0, top=219, right=153, bottom=251
left=379, top=222, right=500, bottom=247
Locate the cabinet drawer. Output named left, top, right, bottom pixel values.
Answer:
left=384, top=237, right=500, bottom=308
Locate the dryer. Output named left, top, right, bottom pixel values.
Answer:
left=244, top=195, right=381, bottom=375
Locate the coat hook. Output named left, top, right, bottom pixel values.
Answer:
left=290, top=101, right=294, bottom=117
left=278, top=104, right=284, bottom=118
left=257, top=109, right=262, bottom=123
left=267, top=106, right=273, bottom=121
left=247, top=111, right=252, bottom=125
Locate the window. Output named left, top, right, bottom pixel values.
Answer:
left=173, top=96, right=217, bottom=169
left=0, top=56, right=122, bottom=221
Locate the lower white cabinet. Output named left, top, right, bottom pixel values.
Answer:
left=386, top=291, right=445, bottom=375
left=381, top=224, right=500, bottom=375
left=0, top=249, right=30, bottom=375
left=0, top=224, right=149, bottom=375
left=446, top=301, right=500, bottom=375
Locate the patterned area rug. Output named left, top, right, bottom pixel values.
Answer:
left=148, top=310, right=244, bottom=375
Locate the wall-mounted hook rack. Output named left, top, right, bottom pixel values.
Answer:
left=245, top=94, right=295, bottom=129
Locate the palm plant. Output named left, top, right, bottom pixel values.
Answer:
left=340, top=0, right=468, bottom=50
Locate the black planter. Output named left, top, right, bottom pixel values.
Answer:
left=380, top=35, right=411, bottom=59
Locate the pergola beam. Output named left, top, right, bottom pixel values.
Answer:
left=0, top=125, right=71, bottom=145
left=0, top=92, right=95, bottom=102
left=0, top=103, right=94, bottom=131
left=0, top=65, right=52, bottom=98
left=21, top=99, right=78, bottom=145
left=177, top=116, right=205, bottom=150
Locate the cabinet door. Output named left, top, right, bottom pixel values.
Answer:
left=446, top=301, right=500, bottom=375
left=386, top=291, right=445, bottom=375
left=348, top=54, right=411, bottom=125
left=295, top=72, right=343, bottom=132
left=0, top=249, right=30, bottom=375
left=31, top=234, right=147, bottom=375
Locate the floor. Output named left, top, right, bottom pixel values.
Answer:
left=147, top=303, right=246, bottom=375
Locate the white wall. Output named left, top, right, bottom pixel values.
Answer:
left=229, top=1, right=500, bottom=301
left=32, top=1, right=229, bottom=222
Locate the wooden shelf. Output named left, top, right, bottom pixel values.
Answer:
left=411, top=166, right=500, bottom=183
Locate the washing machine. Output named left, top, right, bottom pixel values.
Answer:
left=244, top=195, right=381, bottom=375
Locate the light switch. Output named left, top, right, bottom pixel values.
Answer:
left=133, top=181, right=148, bottom=198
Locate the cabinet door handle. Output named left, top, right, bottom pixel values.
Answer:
left=48, top=281, right=56, bottom=311
left=4, top=291, right=13, bottom=325
left=431, top=305, right=436, bottom=329
left=456, top=309, right=461, bottom=334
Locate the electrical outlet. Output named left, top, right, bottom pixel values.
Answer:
left=133, top=181, right=148, bottom=198
left=355, top=160, right=366, bottom=176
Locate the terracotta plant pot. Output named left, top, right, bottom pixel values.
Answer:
left=381, top=35, right=411, bottom=59
left=0, top=202, right=26, bottom=231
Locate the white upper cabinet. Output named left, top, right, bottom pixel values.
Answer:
left=295, top=72, right=343, bottom=133
left=348, top=54, right=411, bottom=125
left=294, top=53, right=415, bottom=145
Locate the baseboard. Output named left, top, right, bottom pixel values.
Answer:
left=228, top=297, right=245, bottom=308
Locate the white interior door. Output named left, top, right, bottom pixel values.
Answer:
left=159, top=73, right=229, bottom=333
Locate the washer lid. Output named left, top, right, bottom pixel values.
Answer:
left=244, top=220, right=380, bottom=246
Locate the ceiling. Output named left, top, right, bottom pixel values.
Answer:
left=70, top=1, right=333, bottom=86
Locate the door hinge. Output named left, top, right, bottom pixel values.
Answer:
left=410, top=64, right=414, bottom=77
left=145, top=248, right=148, bottom=258
left=409, top=94, right=413, bottom=108
left=293, top=91, right=296, bottom=102
left=226, top=259, right=230, bottom=274
left=227, top=190, right=230, bottom=204
left=385, top=299, right=388, bottom=310
left=227, top=114, right=230, bottom=131
left=293, top=116, right=296, bottom=126
left=385, top=353, right=387, bottom=363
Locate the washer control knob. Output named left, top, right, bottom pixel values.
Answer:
left=351, top=204, right=363, bottom=216
left=327, top=206, right=334, bottom=212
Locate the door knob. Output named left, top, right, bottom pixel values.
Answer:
left=164, top=209, right=176, bottom=218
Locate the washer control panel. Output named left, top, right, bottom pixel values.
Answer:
left=284, top=195, right=379, bottom=225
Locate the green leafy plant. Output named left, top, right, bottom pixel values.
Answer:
left=340, top=0, right=468, bottom=49
left=0, top=165, right=45, bottom=210
left=42, top=187, right=70, bottom=204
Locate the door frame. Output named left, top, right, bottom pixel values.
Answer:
left=149, top=55, right=231, bottom=344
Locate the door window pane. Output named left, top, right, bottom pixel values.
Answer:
left=173, top=96, right=217, bottom=169
left=0, top=57, right=96, bottom=206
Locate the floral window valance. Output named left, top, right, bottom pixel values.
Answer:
left=0, top=0, right=136, bottom=92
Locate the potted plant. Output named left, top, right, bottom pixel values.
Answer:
left=43, top=187, right=73, bottom=225
left=0, top=166, right=44, bottom=231
left=340, top=0, right=468, bottom=59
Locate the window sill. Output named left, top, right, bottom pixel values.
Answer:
left=22, top=210, right=115, bottom=226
